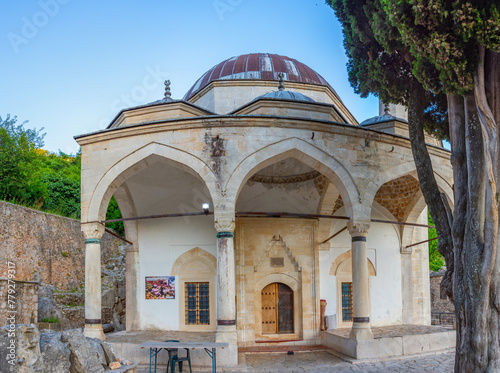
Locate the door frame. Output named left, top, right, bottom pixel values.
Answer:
left=254, top=274, right=302, bottom=340
left=261, top=282, right=295, bottom=334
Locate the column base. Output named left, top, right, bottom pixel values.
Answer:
left=215, top=326, right=238, bottom=366
left=84, top=324, right=106, bottom=340
left=349, top=323, right=374, bottom=340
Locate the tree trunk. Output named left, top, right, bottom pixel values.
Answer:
left=407, top=81, right=454, bottom=299
left=453, top=47, right=500, bottom=372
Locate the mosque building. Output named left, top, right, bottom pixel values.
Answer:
left=75, top=53, right=453, bottom=365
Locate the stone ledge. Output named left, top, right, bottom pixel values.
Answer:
left=322, top=326, right=455, bottom=360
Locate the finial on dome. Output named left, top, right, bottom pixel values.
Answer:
left=164, top=80, right=172, bottom=100
left=384, top=103, right=390, bottom=115
left=278, top=73, right=285, bottom=91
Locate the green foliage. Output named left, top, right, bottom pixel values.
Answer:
left=105, top=196, right=125, bottom=237
left=428, top=214, right=444, bottom=272
left=41, top=317, right=60, bottom=323
left=0, top=115, right=46, bottom=203
left=381, top=0, right=500, bottom=95
left=0, top=114, right=124, bottom=236
left=328, top=0, right=450, bottom=140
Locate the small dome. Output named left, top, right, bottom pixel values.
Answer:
left=183, top=53, right=334, bottom=101
left=258, top=90, right=316, bottom=103
left=360, top=106, right=407, bottom=126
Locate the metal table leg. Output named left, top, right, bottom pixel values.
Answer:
left=149, top=347, right=163, bottom=373
left=204, top=348, right=217, bottom=373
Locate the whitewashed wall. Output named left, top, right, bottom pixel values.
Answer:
left=319, top=206, right=403, bottom=327
left=137, top=216, right=216, bottom=330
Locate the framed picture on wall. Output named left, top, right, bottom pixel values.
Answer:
left=145, top=276, right=175, bottom=299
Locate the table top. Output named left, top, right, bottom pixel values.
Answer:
left=140, top=341, right=229, bottom=349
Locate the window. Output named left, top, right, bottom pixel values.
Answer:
left=341, top=282, right=353, bottom=322
left=185, top=282, right=210, bottom=325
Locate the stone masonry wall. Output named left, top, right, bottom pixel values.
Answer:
left=430, top=271, right=455, bottom=325
left=0, top=201, right=125, bottom=291
left=0, top=279, right=38, bottom=325
left=374, top=174, right=421, bottom=222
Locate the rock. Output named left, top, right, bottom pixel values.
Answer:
left=40, top=330, right=71, bottom=373
left=109, top=361, right=121, bottom=370
left=102, top=307, right=114, bottom=324
left=102, top=323, right=115, bottom=333
left=38, top=285, right=55, bottom=299
left=101, top=289, right=116, bottom=309
left=112, top=314, right=125, bottom=332
left=0, top=324, right=44, bottom=373
left=38, top=295, right=63, bottom=322
left=60, top=306, right=85, bottom=329
left=100, top=341, right=117, bottom=365
left=61, top=329, right=104, bottom=373
left=31, top=272, right=42, bottom=284
left=87, top=337, right=107, bottom=367
left=117, top=283, right=126, bottom=300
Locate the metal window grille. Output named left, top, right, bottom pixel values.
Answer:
left=185, top=282, right=210, bottom=325
left=341, top=282, right=353, bottom=322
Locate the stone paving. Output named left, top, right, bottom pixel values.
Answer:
left=239, top=351, right=455, bottom=372
left=137, top=351, right=455, bottom=372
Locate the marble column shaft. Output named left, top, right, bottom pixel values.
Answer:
left=82, top=222, right=106, bottom=340
left=347, top=221, right=374, bottom=340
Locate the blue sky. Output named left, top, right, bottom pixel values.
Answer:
left=1, top=1, right=379, bottom=154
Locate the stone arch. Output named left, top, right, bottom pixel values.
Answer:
left=255, top=273, right=300, bottom=293
left=225, top=138, right=362, bottom=219
left=329, top=250, right=376, bottom=277
left=85, top=142, right=219, bottom=222
left=171, top=247, right=216, bottom=276
left=364, top=161, right=454, bottom=214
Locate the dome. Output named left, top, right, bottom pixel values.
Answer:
left=360, top=106, right=408, bottom=126
left=258, top=90, right=316, bottom=103
left=183, top=53, right=334, bottom=101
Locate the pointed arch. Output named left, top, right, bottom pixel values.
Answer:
left=171, top=247, right=216, bottom=276
left=85, top=142, right=219, bottom=222
left=364, top=161, right=454, bottom=211
left=224, top=138, right=362, bottom=219
left=329, top=250, right=376, bottom=277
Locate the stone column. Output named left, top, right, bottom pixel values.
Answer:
left=347, top=221, right=374, bottom=340
left=214, top=214, right=238, bottom=366
left=125, top=244, right=140, bottom=331
left=400, top=246, right=413, bottom=324
left=82, top=222, right=106, bottom=340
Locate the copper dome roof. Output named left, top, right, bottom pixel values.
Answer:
left=183, top=53, right=335, bottom=101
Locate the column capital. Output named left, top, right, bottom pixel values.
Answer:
left=347, top=220, right=370, bottom=237
left=81, top=223, right=105, bottom=241
left=214, top=215, right=235, bottom=233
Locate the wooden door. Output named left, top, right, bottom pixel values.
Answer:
left=261, top=283, right=294, bottom=334
left=277, top=283, right=294, bottom=333
left=261, top=283, right=277, bottom=334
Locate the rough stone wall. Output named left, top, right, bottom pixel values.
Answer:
left=430, top=271, right=455, bottom=325
left=0, top=201, right=125, bottom=291
left=0, top=279, right=38, bottom=326
left=374, top=175, right=421, bottom=221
